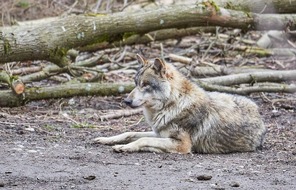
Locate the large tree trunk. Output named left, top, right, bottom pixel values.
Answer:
left=1, top=3, right=296, bottom=65
left=212, top=0, right=296, bottom=14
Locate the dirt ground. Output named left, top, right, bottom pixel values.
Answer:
left=0, top=93, right=295, bottom=190
left=0, top=0, right=296, bottom=189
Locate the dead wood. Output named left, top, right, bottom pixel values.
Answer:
left=198, top=70, right=296, bottom=86
left=196, top=81, right=296, bottom=95
left=20, top=54, right=105, bottom=83
left=1, top=68, right=295, bottom=107
left=99, top=108, right=142, bottom=121
left=78, top=27, right=217, bottom=52
left=0, top=71, right=25, bottom=94
left=1, top=4, right=296, bottom=65
left=182, top=66, right=273, bottom=77
left=0, top=54, right=107, bottom=95
left=169, top=54, right=273, bottom=77
left=211, top=0, right=296, bottom=14
left=10, top=66, right=42, bottom=75
left=214, top=43, right=296, bottom=57
left=169, top=54, right=193, bottom=64
left=0, top=82, right=134, bottom=107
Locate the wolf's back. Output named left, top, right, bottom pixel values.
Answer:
left=190, top=91, right=266, bottom=153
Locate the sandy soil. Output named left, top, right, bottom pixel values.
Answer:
left=0, top=94, right=295, bottom=190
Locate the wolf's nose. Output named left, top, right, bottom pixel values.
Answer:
left=124, top=98, right=133, bottom=106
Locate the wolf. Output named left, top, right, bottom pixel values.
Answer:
left=93, top=54, right=266, bottom=154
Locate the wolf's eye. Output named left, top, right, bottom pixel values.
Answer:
left=141, top=81, right=150, bottom=88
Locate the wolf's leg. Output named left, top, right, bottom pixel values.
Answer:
left=112, top=137, right=192, bottom=154
left=92, top=131, right=156, bottom=145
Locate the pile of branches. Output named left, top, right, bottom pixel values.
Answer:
left=0, top=0, right=296, bottom=107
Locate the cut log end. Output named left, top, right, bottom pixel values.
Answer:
left=12, top=80, right=25, bottom=95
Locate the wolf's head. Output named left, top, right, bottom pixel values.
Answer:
left=124, top=54, right=174, bottom=110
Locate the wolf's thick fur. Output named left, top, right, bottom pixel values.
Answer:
left=93, top=54, right=266, bottom=154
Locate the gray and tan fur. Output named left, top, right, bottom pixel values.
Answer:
left=93, top=54, right=266, bottom=154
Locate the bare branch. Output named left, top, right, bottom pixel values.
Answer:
left=198, top=70, right=296, bottom=86
left=196, top=81, right=296, bottom=95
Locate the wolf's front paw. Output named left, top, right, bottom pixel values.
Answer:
left=92, top=137, right=116, bottom=145
left=112, top=144, right=137, bottom=153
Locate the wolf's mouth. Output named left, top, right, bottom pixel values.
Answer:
left=124, top=98, right=145, bottom=108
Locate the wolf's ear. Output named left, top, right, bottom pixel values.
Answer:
left=153, top=58, right=166, bottom=74
left=136, top=54, right=148, bottom=66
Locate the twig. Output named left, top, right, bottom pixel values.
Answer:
left=94, top=0, right=103, bottom=13
left=169, top=54, right=192, bottom=64
left=20, top=54, right=105, bottom=83
left=10, top=66, right=42, bottom=75
left=60, top=112, right=83, bottom=127
left=100, top=108, right=142, bottom=121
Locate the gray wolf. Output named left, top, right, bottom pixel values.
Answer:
left=93, top=54, right=266, bottom=154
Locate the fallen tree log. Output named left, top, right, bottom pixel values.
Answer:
left=182, top=66, right=274, bottom=77
left=210, top=0, right=296, bottom=14
left=216, top=44, right=296, bottom=57
left=1, top=4, right=296, bottom=65
left=0, top=82, right=134, bottom=107
left=1, top=68, right=295, bottom=107
left=0, top=71, right=25, bottom=94
left=196, top=82, right=296, bottom=95
left=197, top=70, right=296, bottom=86
left=78, top=27, right=217, bottom=52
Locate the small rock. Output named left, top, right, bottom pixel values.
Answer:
left=197, top=174, right=212, bottom=181
left=0, top=182, right=4, bottom=187
left=68, top=98, right=76, bottom=105
left=11, top=148, right=23, bottom=152
left=210, top=183, right=225, bottom=190
left=24, top=127, right=35, bottom=132
left=230, top=181, right=240, bottom=187
left=17, top=145, right=25, bottom=148
left=16, top=130, right=24, bottom=135
left=83, top=175, right=96, bottom=180
left=27, top=150, right=38, bottom=153
left=184, top=178, right=195, bottom=182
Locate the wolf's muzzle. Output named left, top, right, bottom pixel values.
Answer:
left=123, top=98, right=133, bottom=106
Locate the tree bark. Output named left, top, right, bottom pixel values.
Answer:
left=1, top=69, right=295, bottom=107
left=198, top=70, right=296, bottom=86
left=212, top=0, right=296, bottom=14
left=0, top=82, right=134, bottom=107
left=1, top=4, right=296, bottom=65
left=78, top=27, right=216, bottom=52
left=0, top=71, right=25, bottom=94
left=196, top=82, right=296, bottom=95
